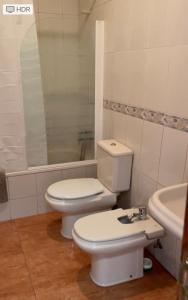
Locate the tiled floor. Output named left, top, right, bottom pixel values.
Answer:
left=0, top=212, right=178, bottom=300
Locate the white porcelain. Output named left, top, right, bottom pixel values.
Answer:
left=45, top=140, right=133, bottom=239
left=72, top=208, right=164, bottom=286
left=148, top=183, right=187, bottom=238
left=46, top=182, right=116, bottom=238
left=97, top=139, right=133, bottom=193
left=148, top=183, right=187, bottom=278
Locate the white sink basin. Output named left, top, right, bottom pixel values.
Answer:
left=148, top=183, right=187, bottom=238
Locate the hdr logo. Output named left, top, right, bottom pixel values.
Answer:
left=3, top=4, right=33, bottom=15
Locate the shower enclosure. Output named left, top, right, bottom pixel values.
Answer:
left=21, top=1, right=95, bottom=167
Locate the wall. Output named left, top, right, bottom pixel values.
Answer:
left=0, top=0, right=96, bottom=171
left=83, top=0, right=188, bottom=208
left=0, top=162, right=97, bottom=221
left=21, top=14, right=48, bottom=167
left=0, top=0, right=97, bottom=222
left=33, top=0, right=95, bottom=165
left=0, top=0, right=37, bottom=172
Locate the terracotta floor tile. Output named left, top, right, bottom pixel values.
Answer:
left=15, top=215, right=66, bottom=253
left=0, top=291, right=36, bottom=300
left=0, top=213, right=178, bottom=300
left=15, top=212, right=61, bottom=229
left=25, top=244, right=89, bottom=287
left=0, top=255, right=31, bottom=290
left=0, top=220, right=22, bottom=255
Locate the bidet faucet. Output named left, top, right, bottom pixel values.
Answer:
left=129, top=207, right=147, bottom=222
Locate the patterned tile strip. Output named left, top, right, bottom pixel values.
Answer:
left=103, top=99, right=188, bottom=133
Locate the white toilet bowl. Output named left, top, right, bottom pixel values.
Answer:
left=45, top=139, right=133, bottom=239
left=45, top=178, right=116, bottom=238
left=72, top=208, right=164, bottom=287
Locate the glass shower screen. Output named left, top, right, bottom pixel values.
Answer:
left=21, top=5, right=95, bottom=167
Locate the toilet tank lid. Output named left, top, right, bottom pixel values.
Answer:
left=97, top=140, right=133, bottom=157
left=47, top=178, right=104, bottom=200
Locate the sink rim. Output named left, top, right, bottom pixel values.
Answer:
left=148, top=183, right=187, bottom=238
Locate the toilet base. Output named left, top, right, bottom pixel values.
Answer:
left=90, top=248, right=144, bottom=287
left=61, top=214, right=88, bottom=239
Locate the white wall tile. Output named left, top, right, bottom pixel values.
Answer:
left=37, top=195, right=53, bottom=214
left=0, top=39, right=19, bottom=71
left=104, top=53, right=114, bottom=100
left=167, top=46, right=188, bottom=119
left=10, top=196, right=37, bottom=219
left=112, top=0, right=131, bottom=52
left=125, top=115, right=143, bottom=171
left=127, top=50, right=146, bottom=107
left=129, top=0, right=150, bottom=50
left=8, top=174, right=37, bottom=199
left=0, top=202, right=11, bottom=221
left=140, top=121, right=163, bottom=181
left=63, top=167, right=86, bottom=179
left=167, top=0, right=188, bottom=46
left=143, top=48, right=169, bottom=113
left=103, top=0, right=116, bottom=53
left=62, top=0, right=79, bottom=15
left=158, top=127, right=188, bottom=186
left=147, top=0, right=169, bottom=48
left=38, top=0, right=62, bottom=14
left=136, top=172, right=157, bottom=208
left=85, top=165, right=97, bottom=178
left=103, top=109, right=113, bottom=139
left=112, top=111, right=127, bottom=145
left=36, top=170, right=62, bottom=195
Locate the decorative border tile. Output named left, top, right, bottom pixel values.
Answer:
left=103, top=99, right=188, bottom=133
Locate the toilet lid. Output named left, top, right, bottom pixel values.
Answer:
left=47, top=178, right=104, bottom=200
left=74, top=208, right=164, bottom=242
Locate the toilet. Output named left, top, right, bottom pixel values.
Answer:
left=45, top=139, right=133, bottom=239
left=72, top=208, right=164, bottom=287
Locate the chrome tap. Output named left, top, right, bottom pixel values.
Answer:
left=129, top=207, right=147, bottom=222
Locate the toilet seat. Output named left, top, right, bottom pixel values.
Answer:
left=45, top=178, right=117, bottom=239
left=45, top=181, right=116, bottom=215
left=47, top=178, right=104, bottom=200
left=74, top=208, right=164, bottom=242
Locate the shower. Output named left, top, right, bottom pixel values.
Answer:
left=21, top=0, right=96, bottom=167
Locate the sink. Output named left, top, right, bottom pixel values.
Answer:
left=148, top=183, right=187, bottom=238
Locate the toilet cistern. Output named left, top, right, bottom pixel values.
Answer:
left=45, top=139, right=133, bottom=239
